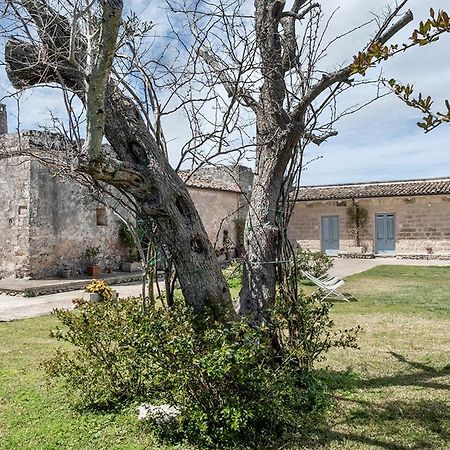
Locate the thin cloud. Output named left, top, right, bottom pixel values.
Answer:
left=1, top=0, right=449, bottom=184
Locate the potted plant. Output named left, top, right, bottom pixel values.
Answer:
left=61, top=263, right=71, bottom=278
left=121, top=248, right=142, bottom=272
left=83, top=279, right=117, bottom=302
left=84, top=245, right=101, bottom=277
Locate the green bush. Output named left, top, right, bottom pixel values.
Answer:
left=45, top=294, right=354, bottom=448
left=296, top=249, right=333, bottom=278
left=271, top=291, right=360, bottom=371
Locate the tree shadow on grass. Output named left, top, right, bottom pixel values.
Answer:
left=358, top=351, right=450, bottom=391
left=308, top=354, right=450, bottom=449
left=316, top=398, right=450, bottom=450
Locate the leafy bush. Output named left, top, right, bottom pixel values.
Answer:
left=271, top=290, right=360, bottom=371
left=45, top=291, right=359, bottom=448
left=296, top=249, right=333, bottom=278
left=119, top=224, right=141, bottom=262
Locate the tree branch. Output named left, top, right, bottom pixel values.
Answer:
left=291, top=8, right=414, bottom=121
left=83, top=0, right=123, bottom=161
left=197, top=47, right=258, bottom=111
left=291, top=0, right=308, bottom=14
left=280, top=3, right=320, bottom=22
left=377, top=9, right=413, bottom=43
left=306, top=130, right=338, bottom=145
left=371, top=0, right=409, bottom=44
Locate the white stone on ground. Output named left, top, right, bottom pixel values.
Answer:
left=137, top=404, right=180, bottom=423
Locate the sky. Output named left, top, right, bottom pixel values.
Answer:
left=0, top=0, right=449, bottom=186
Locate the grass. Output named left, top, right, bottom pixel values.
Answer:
left=305, top=265, right=450, bottom=449
left=0, top=265, right=449, bottom=449
left=0, top=316, right=168, bottom=450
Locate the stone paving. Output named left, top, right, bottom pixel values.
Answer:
left=328, top=257, right=450, bottom=278
left=0, top=282, right=147, bottom=322
left=0, top=272, right=142, bottom=296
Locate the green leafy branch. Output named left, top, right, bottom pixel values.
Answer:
left=350, top=8, right=450, bottom=76
left=349, top=8, right=450, bottom=132
left=385, top=79, right=450, bottom=133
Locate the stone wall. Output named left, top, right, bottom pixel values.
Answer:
left=0, top=152, right=31, bottom=278
left=0, top=132, right=129, bottom=279
left=28, top=160, right=128, bottom=278
left=185, top=165, right=253, bottom=257
left=289, top=195, right=450, bottom=255
left=191, top=165, right=253, bottom=196
left=0, top=130, right=253, bottom=278
left=188, top=187, right=241, bottom=255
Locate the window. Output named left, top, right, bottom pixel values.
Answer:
left=96, top=207, right=108, bottom=226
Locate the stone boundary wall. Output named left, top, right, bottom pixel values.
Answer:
left=0, top=132, right=254, bottom=278
left=28, top=159, right=128, bottom=278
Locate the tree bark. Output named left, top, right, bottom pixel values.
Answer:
left=236, top=0, right=298, bottom=322
left=236, top=128, right=298, bottom=321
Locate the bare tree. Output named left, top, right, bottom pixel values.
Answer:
left=2, top=0, right=449, bottom=325
left=2, top=0, right=234, bottom=319
left=163, top=0, right=450, bottom=323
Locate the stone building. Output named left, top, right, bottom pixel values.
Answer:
left=180, top=165, right=253, bottom=251
left=0, top=133, right=129, bottom=279
left=3, top=99, right=450, bottom=279
left=289, top=178, right=450, bottom=258
left=0, top=105, right=252, bottom=278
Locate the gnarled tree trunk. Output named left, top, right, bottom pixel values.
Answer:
left=4, top=4, right=233, bottom=319
left=236, top=0, right=299, bottom=322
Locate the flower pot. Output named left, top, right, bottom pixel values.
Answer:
left=87, top=264, right=101, bottom=277
left=83, top=290, right=118, bottom=302
left=121, top=262, right=141, bottom=272
left=61, top=267, right=71, bottom=278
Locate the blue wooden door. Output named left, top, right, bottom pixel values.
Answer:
left=321, top=216, right=339, bottom=255
left=375, top=213, right=396, bottom=254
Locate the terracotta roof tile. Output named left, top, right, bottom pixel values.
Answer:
left=179, top=172, right=242, bottom=193
left=295, top=178, right=450, bottom=201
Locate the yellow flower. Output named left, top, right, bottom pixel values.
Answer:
left=85, top=279, right=113, bottom=301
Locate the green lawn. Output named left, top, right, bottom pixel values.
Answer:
left=308, top=265, right=450, bottom=449
left=1, top=265, right=449, bottom=449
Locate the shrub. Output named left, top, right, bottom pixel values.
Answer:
left=119, top=224, right=141, bottom=262
left=271, top=291, right=360, bottom=371
left=296, top=249, right=333, bottom=278
left=44, top=292, right=358, bottom=448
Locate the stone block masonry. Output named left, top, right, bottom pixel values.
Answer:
left=0, top=131, right=129, bottom=278
left=289, top=194, right=450, bottom=256
left=0, top=154, right=31, bottom=277
left=0, top=126, right=255, bottom=279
